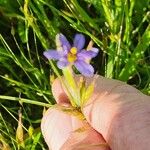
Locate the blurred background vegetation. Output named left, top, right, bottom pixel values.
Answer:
left=0, top=0, right=149, bottom=149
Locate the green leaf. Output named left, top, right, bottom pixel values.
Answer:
left=18, top=21, right=28, bottom=43
left=119, top=25, right=150, bottom=81
left=31, top=132, right=41, bottom=150
left=81, top=80, right=95, bottom=106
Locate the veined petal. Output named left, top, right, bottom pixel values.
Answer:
left=43, top=50, right=62, bottom=60
left=74, top=60, right=94, bottom=77
left=89, top=47, right=99, bottom=57
left=57, top=33, right=71, bottom=51
left=57, top=58, right=69, bottom=69
left=77, top=48, right=99, bottom=59
left=73, top=34, right=85, bottom=50
left=79, top=48, right=99, bottom=58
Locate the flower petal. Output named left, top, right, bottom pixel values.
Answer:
left=74, top=60, right=94, bottom=77
left=43, top=50, right=62, bottom=60
left=89, top=47, right=99, bottom=57
left=73, top=34, right=85, bottom=50
left=57, top=33, right=71, bottom=51
left=57, top=58, right=69, bottom=69
left=77, top=48, right=99, bottom=59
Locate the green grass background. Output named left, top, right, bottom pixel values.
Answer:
left=0, top=0, right=150, bottom=149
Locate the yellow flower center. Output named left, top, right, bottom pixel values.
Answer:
left=67, top=47, right=77, bottom=62
left=70, top=47, right=77, bottom=54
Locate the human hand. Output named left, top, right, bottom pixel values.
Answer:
left=41, top=75, right=150, bottom=150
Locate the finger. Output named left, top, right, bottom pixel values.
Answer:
left=41, top=105, right=110, bottom=150
left=41, top=105, right=84, bottom=150
left=52, top=75, right=131, bottom=104
left=52, top=78, right=69, bottom=104
left=61, top=126, right=110, bottom=150
left=83, top=76, right=150, bottom=150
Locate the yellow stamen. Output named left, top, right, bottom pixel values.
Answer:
left=67, top=52, right=77, bottom=62
left=70, top=47, right=77, bottom=54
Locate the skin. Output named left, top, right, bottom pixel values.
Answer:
left=41, top=76, right=150, bottom=150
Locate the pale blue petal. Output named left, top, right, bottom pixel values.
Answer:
left=73, top=34, right=85, bottom=50
left=57, top=33, right=71, bottom=51
left=74, top=60, right=94, bottom=77
left=43, top=50, right=61, bottom=60
left=57, top=58, right=69, bottom=69
left=77, top=48, right=99, bottom=59
left=88, top=48, right=99, bottom=57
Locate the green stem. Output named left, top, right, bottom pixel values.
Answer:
left=0, top=95, right=52, bottom=107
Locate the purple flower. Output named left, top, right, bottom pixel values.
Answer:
left=43, top=33, right=99, bottom=77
